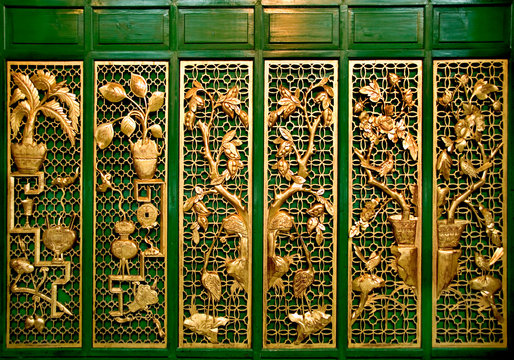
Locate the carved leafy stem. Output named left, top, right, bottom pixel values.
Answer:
left=435, top=75, right=503, bottom=224
left=10, top=71, right=79, bottom=145
left=183, top=80, right=249, bottom=227
left=95, top=74, right=165, bottom=149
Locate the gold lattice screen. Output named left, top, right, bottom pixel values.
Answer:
left=263, top=60, right=338, bottom=348
left=93, top=61, right=168, bottom=347
left=6, top=62, right=83, bottom=347
left=348, top=60, right=422, bottom=347
left=179, top=61, right=253, bottom=348
left=433, top=59, right=507, bottom=347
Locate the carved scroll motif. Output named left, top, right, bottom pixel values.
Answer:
left=264, top=60, right=338, bottom=348
left=179, top=61, right=252, bottom=348
left=7, top=62, right=82, bottom=347
left=93, top=62, right=168, bottom=347
left=349, top=60, right=422, bottom=347
left=433, top=59, right=507, bottom=346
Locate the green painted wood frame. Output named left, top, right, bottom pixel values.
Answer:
left=0, top=0, right=512, bottom=359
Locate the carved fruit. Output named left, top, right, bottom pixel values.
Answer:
left=10, top=258, right=34, bottom=274
left=24, top=315, right=35, bottom=330
left=34, top=315, right=45, bottom=333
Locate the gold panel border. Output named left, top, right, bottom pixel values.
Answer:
left=93, top=61, right=169, bottom=348
left=348, top=59, right=423, bottom=348
left=6, top=61, right=83, bottom=348
left=263, top=59, right=338, bottom=349
left=432, top=59, right=508, bottom=348
left=178, top=60, right=253, bottom=348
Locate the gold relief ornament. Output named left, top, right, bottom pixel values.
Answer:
left=435, top=72, right=504, bottom=322
left=182, top=76, right=250, bottom=345
left=95, top=73, right=164, bottom=179
left=266, top=75, right=336, bottom=345
left=9, top=70, right=79, bottom=174
left=350, top=70, right=420, bottom=327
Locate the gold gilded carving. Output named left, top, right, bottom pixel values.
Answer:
left=433, top=60, right=507, bottom=346
left=7, top=62, right=82, bottom=347
left=349, top=60, right=422, bottom=347
left=264, top=60, right=337, bottom=348
left=94, top=62, right=168, bottom=347
left=180, top=61, right=252, bottom=347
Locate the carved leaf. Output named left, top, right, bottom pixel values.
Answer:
left=402, top=132, right=418, bottom=160
left=313, top=77, right=329, bottom=89
left=130, top=73, right=147, bottom=98
left=95, top=123, right=114, bottom=149
left=9, top=88, right=26, bottom=106
left=11, top=72, right=40, bottom=108
left=40, top=100, right=76, bottom=145
left=279, top=127, right=293, bottom=142
left=53, top=88, right=80, bottom=132
left=10, top=100, right=30, bottom=137
left=193, top=80, right=203, bottom=89
left=185, top=87, right=199, bottom=99
left=315, top=228, right=324, bottom=246
left=198, top=216, right=208, bottom=231
left=149, top=124, right=164, bottom=138
left=472, top=79, right=498, bottom=101
left=30, top=70, right=56, bottom=91
left=184, top=196, right=197, bottom=212
left=99, top=82, right=127, bottom=103
left=192, top=227, right=200, bottom=245
left=324, top=199, right=335, bottom=216
left=292, top=175, right=306, bottom=184
left=121, top=115, right=136, bottom=136
left=148, top=91, right=165, bottom=112
left=437, top=150, right=451, bottom=181
left=222, top=129, right=237, bottom=145
left=323, top=84, right=334, bottom=97
left=359, top=80, right=382, bottom=103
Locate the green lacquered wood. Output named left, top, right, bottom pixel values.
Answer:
left=93, top=8, right=170, bottom=48
left=6, top=7, right=84, bottom=46
left=178, top=8, right=254, bottom=49
left=263, top=8, right=339, bottom=49
left=92, top=0, right=171, bottom=6
left=178, top=0, right=256, bottom=6
left=348, top=7, right=424, bottom=49
left=433, top=5, right=511, bottom=48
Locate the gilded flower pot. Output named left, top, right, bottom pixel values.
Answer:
left=131, top=139, right=159, bottom=180
left=388, top=215, right=418, bottom=245
left=437, top=248, right=462, bottom=296
left=437, top=219, right=469, bottom=249
left=11, top=142, right=47, bottom=174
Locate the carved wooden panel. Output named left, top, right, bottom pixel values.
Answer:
left=264, top=60, right=338, bottom=348
left=433, top=59, right=507, bottom=347
left=179, top=61, right=253, bottom=348
left=6, top=62, right=82, bottom=347
left=349, top=60, right=422, bottom=347
left=93, top=61, right=168, bottom=347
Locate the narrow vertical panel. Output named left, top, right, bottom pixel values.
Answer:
left=348, top=60, right=422, bottom=347
left=93, top=61, right=168, bottom=347
left=6, top=62, right=83, bottom=347
left=179, top=61, right=253, bottom=348
left=264, top=60, right=338, bottom=348
left=433, top=60, right=507, bottom=347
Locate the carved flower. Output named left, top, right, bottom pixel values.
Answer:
left=288, top=307, right=332, bottom=345
left=402, top=88, right=415, bottom=108
left=272, top=157, right=294, bottom=181
left=227, top=159, right=244, bottom=179
left=387, top=73, right=401, bottom=87
left=127, top=283, right=159, bottom=313
left=438, top=90, right=453, bottom=107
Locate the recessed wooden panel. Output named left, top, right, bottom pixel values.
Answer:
left=264, top=8, right=339, bottom=49
left=179, top=8, right=254, bottom=49
left=349, top=7, right=424, bottom=48
left=6, top=8, right=84, bottom=46
left=434, top=6, right=510, bottom=47
left=94, top=9, right=169, bottom=47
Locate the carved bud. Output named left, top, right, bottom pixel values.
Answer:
left=268, top=111, right=279, bottom=127
left=307, top=217, right=319, bottom=234
left=387, top=73, right=401, bottom=87
left=323, top=108, right=333, bottom=127
left=353, top=101, right=365, bottom=114
left=185, top=110, right=196, bottom=131
left=492, top=100, right=502, bottom=112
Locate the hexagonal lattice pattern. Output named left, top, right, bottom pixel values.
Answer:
left=349, top=61, right=422, bottom=347
left=94, top=62, right=168, bottom=347
left=7, top=62, right=82, bottom=347
left=179, top=61, right=252, bottom=347
left=264, top=60, right=338, bottom=348
left=433, top=60, right=507, bottom=346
